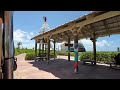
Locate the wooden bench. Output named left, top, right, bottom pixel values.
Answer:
left=35, top=53, right=47, bottom=61
left=35, top=57, right=47, bottom=61
left=109, top=62, right=120, bottom=69
left=82, top=59, right=95, bottom=65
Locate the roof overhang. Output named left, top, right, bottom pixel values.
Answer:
left=31, top=11, right=120, bottom=43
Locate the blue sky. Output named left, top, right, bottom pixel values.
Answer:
left=13, top=11, right=120, bottom=51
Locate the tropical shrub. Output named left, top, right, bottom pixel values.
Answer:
left=79, top=51, right=120, bottom=64
left=15, top=48, right=34, bottom=55
left=25, top=52, right=35, bottom=60
left=57, top=51, right=74, bottom=56
left=25, top=50, right=57, bottom=60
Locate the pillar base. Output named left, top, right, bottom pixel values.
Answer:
left=47, top=61, right=49, bottom=65
left=74, top=68, right=79, bottom=74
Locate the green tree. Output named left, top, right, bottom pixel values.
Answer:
left=117, top=47, right=120, bottom=52
left=17, top=42, right=22, bottom=49
left=17, top=42, right=22, bottom=53
left=22, top=46, right=24, bottom=49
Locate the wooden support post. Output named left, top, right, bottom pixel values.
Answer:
left=39, top=43, right=41, bottom=57
left=45, top=43, right=47, bottom=60
left=68, top=37, right=70, bottom=61
left=3, top=11, right=14, bottom=79
left=42, top=38, right=44, bottom=60
left=74, top=34, right=79, bottom=73
left=35, top=40, right=37, bottom=57
left=0, top=16, right=3, bottom=79
left=47, top=36, right=50, bottom=64
left=93, top=32, right=97, bottom=65
left=54, top=39, right=56, bottom=59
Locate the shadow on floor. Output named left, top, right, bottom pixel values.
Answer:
left=28, top=58, right=120, bottom=79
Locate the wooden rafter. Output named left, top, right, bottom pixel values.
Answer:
left=83, top=25, right=94, bottom=36
left=31, top=11, right=120, bottom=43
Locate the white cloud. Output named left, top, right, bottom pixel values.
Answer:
left=78, top=39, right=110, bottom=51
left=96, top=40, right=109, bottom=47
left=22, top=43, right=35, bottom=49
left=27, top=35, right=31, bottom=39
left=13, top=29, right=34, bottom=42
left=80, top=39, right=109, bottom=47
left=80, top=39, right=92, bottom=45
left=30, top=32, right=34, bottom=36
left=13, top=29, right=36, bottom=49
left=14, top=29, right=27, bottom=42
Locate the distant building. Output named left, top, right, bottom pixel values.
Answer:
left=39, top=16, right=50, bottom=34
left=60, top=42, right=86, bottom=52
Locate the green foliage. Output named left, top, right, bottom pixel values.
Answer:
left=25, top=50, right=57, bottom=60
left=57, top=51, right=68, bottom=56
left=15, top=48, right=34, bottom=56
left=79, top=51, right=119, bottom=64
left=57, top=51, right=74, bottom=56
left=70, top=52, right=74, bottom=56
left=15, top=48, right=20, bottom=56
left=49, top=50, right=57, bottom=58
left=25, top=52, right=35, bottom=60
left=17, top=42, right=22, bottom=49
left=15, top=48, right=120, bottom=64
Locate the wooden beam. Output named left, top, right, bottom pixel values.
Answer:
left=77, top=26, right=83, bottom=33
left=35, top=41, right=37, bottom=57
left=76, top=11, right=120, bottom=27
left=82, top=25, right=94, bottom=36
left=51, top=34, right=59, bottom=40
left=39, top=43, right=41, bottom=57
left=64, top=31, right=69, bottom=37
left=68, top=37, right=70, bottom=61
left=96, top=28, right=120, bottom=37
left=93, top=31, right=97, bottom=65
left=3, top=11, right=14, bottom=79
left=47, top=36, right=50, bottom=64
left=31, top=11, right=120, bottom=43
left=0, top=17, right=3, bottom=71
left=57, top=33, right=68, bottom=40
left=42, top=38, right=44, bottom=60
left=81, top=29, right=87, bottom=37
left=53, top=39, right=56, bottom=59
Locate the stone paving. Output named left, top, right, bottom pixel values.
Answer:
left=14, top=53, right=120, bottom=79
left=14, top=53, right=59, bottom=79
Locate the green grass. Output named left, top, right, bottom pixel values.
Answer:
left=15, top=49, right=20, bottom=56
left=15, top=48, right=34, bottom=56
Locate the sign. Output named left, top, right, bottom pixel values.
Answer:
left=65, top=43, right=73, bottom=47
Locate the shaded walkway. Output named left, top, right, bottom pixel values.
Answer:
left=14, top=53, right=59, bottom=79
left=29, top=58, right=120, bottom=79
left=14, top=53, right=120, bottom=79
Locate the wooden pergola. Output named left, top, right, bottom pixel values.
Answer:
left=31, top=11, right=120, bottom=73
